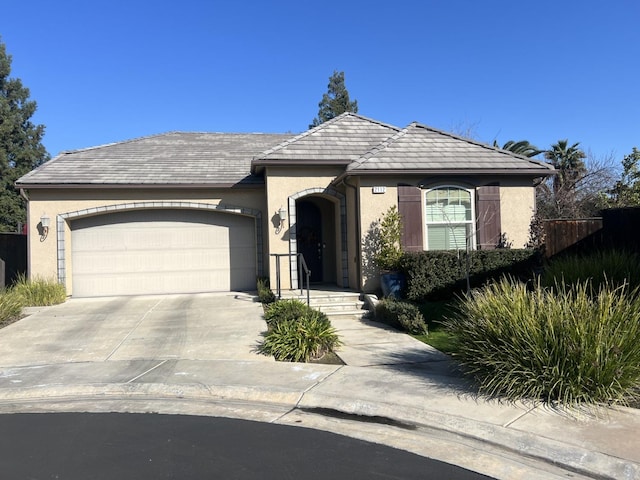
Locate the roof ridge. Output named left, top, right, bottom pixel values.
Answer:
left=410, top=122, right=554, bottom=170
left=60, top=131, right=291, bottom=155
left=348, top=121, right=418, bottom=170
left=58, top=131, right=183, bottom=155
left=253, top=112, right=401, bottom=160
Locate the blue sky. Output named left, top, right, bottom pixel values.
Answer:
left=1, top=1, right=638, bottom=163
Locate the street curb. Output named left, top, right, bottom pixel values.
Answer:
left=297, top=392, right=640, bottom=480
left=0, top=382, right=638, bottom=480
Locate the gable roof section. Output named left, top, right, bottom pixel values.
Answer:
left=17, top=132, right=292, bottom=188
left=251, top=112, right=400, bottom=171
left=345, top=122, right=554, bottom=177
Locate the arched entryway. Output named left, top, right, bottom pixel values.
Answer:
left=288, top=188, right=348, bottom=288
left=296, top=199, right=329, bottom=283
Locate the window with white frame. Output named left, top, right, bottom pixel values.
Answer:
left=424, top=186, right=475, bottom=250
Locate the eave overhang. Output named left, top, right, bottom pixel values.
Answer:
left=332, top=167, right=556, bottom=185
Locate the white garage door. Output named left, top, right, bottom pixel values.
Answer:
left=71, top=209, right=257, bottom=297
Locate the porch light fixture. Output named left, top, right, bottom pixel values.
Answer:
left=40, top=213, right=50, bottom=241
left=276, top=206, right=287, bottom=233
left=278, top=206, right=287, bottom=223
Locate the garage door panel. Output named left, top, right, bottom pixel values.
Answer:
left=71, top=209, right=257, bottom=297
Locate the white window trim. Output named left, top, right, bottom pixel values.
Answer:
left=423, top=185, right=476, bottom=251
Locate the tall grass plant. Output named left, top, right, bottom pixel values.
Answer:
left=0, top=290, right=23, bottom=324
left=11, top=274, right=66, bottom=306
left=446, top=278, right=640, bottom=406
left=542, top=249, right=640, bottom=292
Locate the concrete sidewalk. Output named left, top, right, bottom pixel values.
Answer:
left=0, top=295, right=638, bottom=479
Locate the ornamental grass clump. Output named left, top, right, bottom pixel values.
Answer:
left=446, top=278, right=640, bottom=406
left=11, top=274, right=67, bottom=306
left=542, top=249, right=640, bottom=293
left=260, top=299, right=341, bottom=362
left=0, top=289, right=23, bottom=325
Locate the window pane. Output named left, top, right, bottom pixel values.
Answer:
left=425, top=187, right=475, bottom=251
left=428, top=225, right=447, bottom=250
left=426, top=203, right=444, bottom=222
left=427, top=224, right=469, bottom=250
left=449, top=225, right=467, bottom=249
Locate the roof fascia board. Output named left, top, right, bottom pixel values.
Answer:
left=333, top=168, right=556, bottom=185
left=15, top=182, right=264, bottom=190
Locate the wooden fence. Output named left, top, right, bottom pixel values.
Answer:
left=0, top=233, right=27, bottom=288
left=543, top=208, right=640, bottom=257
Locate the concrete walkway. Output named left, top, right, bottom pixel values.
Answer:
left=0, top=293, right=638, bottom=480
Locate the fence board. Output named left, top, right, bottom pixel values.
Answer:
left=0, top=233, right=27, bottom=287
left=543, top=219, right=603, bottom=257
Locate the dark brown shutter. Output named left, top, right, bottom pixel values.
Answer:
left=476, top=185, right=501, bottom=250
left=397, top=186, right=424, bottom=252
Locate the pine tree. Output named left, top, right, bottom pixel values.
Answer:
left=309, top=71, right=358, bottom=128
left=0, top=38, right=49, bottom=232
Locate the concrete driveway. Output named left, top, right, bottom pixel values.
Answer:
left=0, top=292, right=271, bottom=368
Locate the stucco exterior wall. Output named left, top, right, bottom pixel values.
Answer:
left=356, top=176, right=538, bottom=292
left=499, top=185, right=535, bottom=248
left=25, top=188, right=265, bottom=295
left=357, top=177, right=404, bottom=292
left=264, top=166, right=345, bottom=290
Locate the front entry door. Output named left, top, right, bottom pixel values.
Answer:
left=296, top=201, right=323, bottom=282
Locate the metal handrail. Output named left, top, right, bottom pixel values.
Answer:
left=269, top=253, right=311, bottom=306
left=297, top=253, right=311, bottom=306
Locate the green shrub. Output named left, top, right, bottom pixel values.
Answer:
left=0, top=290, right=23, bottom=324
left=446, top=278, right=640, bottom=406
left=373, top=205, right=403, bottom=271
left=375, top=298, right=428, bottom=335
left=264, top=299, right=310, bottom=327
left=259, top=313, right=341, bottom=362
left=256, top=277, right=276, bottom=304
left=401, top=249, right=540, bottom=301
left=542, top=249, right=640, bottom=292
left=11, top=274, right=66, bottom=306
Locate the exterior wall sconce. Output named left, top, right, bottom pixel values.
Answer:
left=276, top=206, right=287, bottom=234
left=40, top=213, right=50, bottom=242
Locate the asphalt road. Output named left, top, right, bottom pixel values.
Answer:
left=0, top=412, right=495, bottom=479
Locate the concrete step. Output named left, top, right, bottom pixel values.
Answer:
left=324, top=311, right=368, bottom=321
left=313, top=301, right=365, bottom=313
left=277, top=289, right=369, bottom=320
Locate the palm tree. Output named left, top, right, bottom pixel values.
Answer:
left=544, top=139, right=587, bottom=195
left=493, top=140, right=543, bottom=158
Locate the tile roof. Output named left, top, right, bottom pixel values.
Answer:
left=251, top=113, right=400, bottom=166
left=16, top=132, right=292, bottom=187
left=347, top=122, right=554, bottom=175
left=16, top=116, right=554, bottom=188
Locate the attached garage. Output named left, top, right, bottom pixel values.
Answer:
left=70, top=209, right=257, bottom=297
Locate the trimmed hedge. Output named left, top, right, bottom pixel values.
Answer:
left=374, top=298, right=428, bottom=335
left=401, top=249, right=541, bottom=301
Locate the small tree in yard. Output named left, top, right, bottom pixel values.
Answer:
left=0, top=38, right=50, bottom=232
left=373, top=205, right=403, bottom=272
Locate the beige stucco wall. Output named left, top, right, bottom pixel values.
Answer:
left=264, top=166, right=345, bottom=290
left=357, top=177, right=406, bottom=292
left=499, top=185, right=535, bottom=248
left=26, top=188, right=265, bottom=296
left=25, top=174, right=538, bottom=297
left=355, top=176, right=538, bottom=292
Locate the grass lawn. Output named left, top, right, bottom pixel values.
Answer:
left=413, top=300, right=459, bottom=354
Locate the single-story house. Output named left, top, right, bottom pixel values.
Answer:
left=15, top=113, right=554, bottom=297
